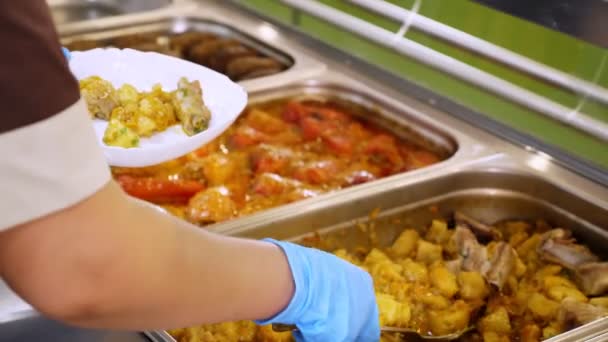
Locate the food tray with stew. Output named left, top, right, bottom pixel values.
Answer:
left=109, top=82, right=458, bottom=228
left=61, top=17, right=296, bottom=82
left=148, top=165, right=608, bottom=342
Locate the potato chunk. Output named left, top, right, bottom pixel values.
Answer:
left=430, top=264, right=459, bottom=298
left=399, top=258, right=428, bottom=283
left=416, top=240, right=443, bottom=264
left=458, top=271, right=489, bottom=301
left=427, top=301, right=470, bottom=335
left=527, top=293, right=560, bottom=320
left=590, top=296, right=608, bottom=308
left=480, top=307, right=511, bottom=335
left=425, top=220, right=451, bottom=245
left=391, top=229, right=419, bottom=258
left=364, top=249, right=404, bottom=282
left=377, top=293, right=411, bottom=327
left=482, top=332, right=510, bottom=342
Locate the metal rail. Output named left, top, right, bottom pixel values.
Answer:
left=346, top=0, right=608, bottom=106
left=278, top=0, right=608, bottom=142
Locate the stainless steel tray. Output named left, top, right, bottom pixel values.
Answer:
left=146, top=157, right=608, bottom=342
left=57, top=9, right=326, bottom=87
left=48, top=0, right=172, bottom=25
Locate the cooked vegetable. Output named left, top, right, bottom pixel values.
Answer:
left=79, top=76, right=211, bottom=147
left=111, top=98, right=442, bottom=223
left=116, top=175, right=204, bottom=204
left=169, top=216, right=607, bottom=341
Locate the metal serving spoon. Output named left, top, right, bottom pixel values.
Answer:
left=271, top=323, right=473, bottom=340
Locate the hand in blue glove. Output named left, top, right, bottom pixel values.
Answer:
left=62, top=47, right=71, bottom=60
left=257, top=239, right=380, bottom=342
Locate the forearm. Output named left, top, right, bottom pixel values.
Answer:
left=0, top=181, right=293, bottom=330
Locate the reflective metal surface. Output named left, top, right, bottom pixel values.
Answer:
left=48, top=0, right=172, bottom=25
left=2, top=0, right=605, bottom=340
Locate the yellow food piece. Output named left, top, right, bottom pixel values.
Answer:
left=516, top=234, right=541, bottom=261
left=103, top=118, right=139, bottom=148
left=80, top=76, right=210, bottom=148
left=179, top=218, right=600, bottom=341
left=376, top=293, right=411, bottom=327
left=542, top=323, right=561, bottom=340
left=514, top=255, right=527, bottom=278
left=365, top=249, right=404, bottom=282
left=390, top=229, right=419, bottom=257
left=458, top=271, right=489, bottom=301
left=482, top=331, right=510, bottom=342
left=427, top=302, right=470, bottom=336
left=333, top=248, right=360, bottom=265
left=425, top=220, right=451, bottom=245
left=399, top=258, right=428, bottom=283
left=420, top=292, right=450, bottom=309
left=527, top=293, right=560, bottom=320
left=547, top=285, right=588, bottom=303
left=543, top=275, right=577, bottom=289
left=255, top=325, right=293, bottom=342
left=430, top=264, right=459, bottom=298
left=415, top=240, right=443, bottom=264
left=480, top=307, right=511, bottom=335
left=590, top=297, right=608, bottom=308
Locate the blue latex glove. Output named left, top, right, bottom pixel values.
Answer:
left=62, top=47, right=71, bottom=60
left=256, top=239, right=380, bottom=342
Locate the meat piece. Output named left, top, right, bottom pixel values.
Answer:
left=170, top=32, right=217, bottom=54
left=538, top=229, right=599, bottom=269
left=558, top=298, right=608, bottom=330
left=187, top=39, right=241, bottom=69
left=65, top=39, right=100, bottom=51
left=225, top=56, right=283, bottom=80
left=111, top=33, right=158, bottom=48
left=239, top=66, right=283, bottom=80
left=451, top=226, right=489, bottom=274
left=576, top=262, right=608, bottom=296
left=207, top=44, right=256, bottom=71
left=485, top=242, right=516, bottom=290
left=186, top=186, right=236, bottom=224
left=79, top=76, right=119, bottom=120
left=454, top=211, right=501, bottom=241
left=172, top=77, right=211, bottom=135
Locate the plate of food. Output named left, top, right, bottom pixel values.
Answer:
left=69, top=48, right=248, bottom=167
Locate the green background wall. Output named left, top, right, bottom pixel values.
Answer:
left=238, top=0, right=608, bottom=169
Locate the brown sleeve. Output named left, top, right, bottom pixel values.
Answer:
left=0, top=0, right=79, bottom=134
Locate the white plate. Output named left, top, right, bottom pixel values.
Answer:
left=69, top=48, right=247, bottom=167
